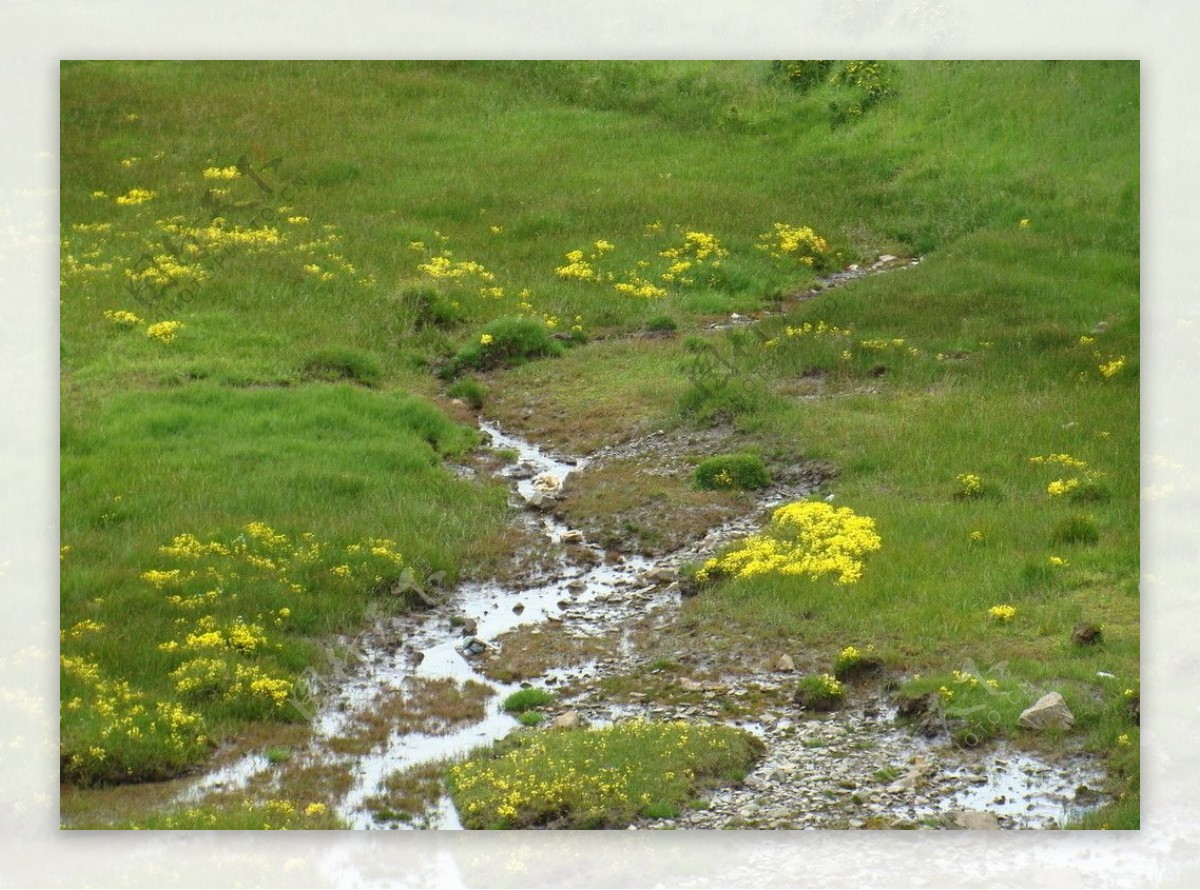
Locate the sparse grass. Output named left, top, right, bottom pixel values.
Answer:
left=479, top=625, right=613, bottom=684
left=366, top=762, right=448, bottom=826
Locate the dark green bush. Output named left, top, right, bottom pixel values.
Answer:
left=442, top=317, right=564, bottom=378
left=502, top=687, right=555, bottom=712
left=447, top=378, right=486, bottom=410
left=1051, top=513, right=1100, bottom=545
left=694, top=453, right=771, bottom=491
left=646, top=314, right=679, bottom=333
left=300, top=348, right=382, bottom=387
left=402, top=286, right=467, bottom=329
left=773, top=61, right=835, bottom=92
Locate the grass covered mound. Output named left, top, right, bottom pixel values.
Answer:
left=447, top=720, right=764, bottom=828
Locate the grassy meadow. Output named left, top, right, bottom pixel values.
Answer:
left=60, top=60, right=1138, bottom=828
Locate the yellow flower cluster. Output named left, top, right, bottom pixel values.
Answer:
left=61, top=619, right=107, bottom=642
left=1098, top=355, right=1127, bottom=378
left=784, top=320, right=852, bottom=339
left=159, top=614, right=270, bottom=654
left=126, top=254, right=207, bottom=287
left=1029, top=453, right=1088, bottom=470
left=756, top=222, right=830, bottom=266
left=658, top=231, right=727, bottom=286
left=697, top=500, right=881, bottom=585
left=1047, top=478, right=1079, bottom=497
left=114, top=188, right=156, bottom=206
left=858, top=338, right=907, bottom=350
left=955, top=473, right=984, bottom=497
left=418, top=254, right=496, bottom=282
left=449, top=718, right=733, bottom=827
left=103, top=309, right=143, bottom=326
left=61, top=655, right=207, bottom=774
left=987, top=604, right=1017, bottom=622
left=201, top=166, right=241, bottom=180
left=168, top=656, right=292, bottom=707
left=158, top=217, right=283, bottom=252
left=555, top=249, right=598, bottom=281
left=146, top=320, right=184, bottom=343
left=614, top=272, right=667, bottom=299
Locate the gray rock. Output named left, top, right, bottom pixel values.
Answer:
left=462, top=637, right=490, bottom=656
left=951, top=810, right=1000, bottom=830
left=1018, top=692, right=1075, bottom=731
left=774, top=654, right=795, bottom=672
left=552, top=711, right=582, bottom=729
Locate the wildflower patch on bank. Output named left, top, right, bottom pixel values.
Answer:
left=697, top=500, right=881, bottom=585
left=447, top=719, right=762, bottom=828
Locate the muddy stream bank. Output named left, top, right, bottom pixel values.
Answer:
left=180, top=418, right=1109, bottom=830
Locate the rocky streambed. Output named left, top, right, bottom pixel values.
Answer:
left=177, top=417, right=1111, bottom=831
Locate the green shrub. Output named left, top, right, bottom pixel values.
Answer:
left=1051, top=513, right=1100, bottom=545
left=300, top=348, right=382, bottom=387
left=502, top=687, right=555, bottom=712
left=443, top=317, right=564, bottom=378
left=832, top=645, right=883, bottom=681
left=646, top=314, right=678, bottom=333
left=447, top=378, right=487, bottom=410
left=795, top=673, right=845, bottom=711
left=772, top=61, right=835, bottom=92
left=402, top=286, right=467, bottom=329
left=694, top=453, right=771, bottom=491
left=517, top=711, right=544, bottom=727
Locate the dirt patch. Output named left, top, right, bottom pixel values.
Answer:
left=478, top=624, right=615, bottom=683
left=556, top=454, right=750, bottom=555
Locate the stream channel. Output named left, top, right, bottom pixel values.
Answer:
left=179, top=418, right=1111, bottom=831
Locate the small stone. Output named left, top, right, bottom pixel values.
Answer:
left=774, top=654, right=795, bottom=672
left=878, top=254, right=897, bottom=263
left=1018, top=691, right=1076, bottom=731
left=567, top=580, right=587, bottom=592
left=560, top=529, right=585, bottom=544
left=512, top=602, right=525, bottom=614
left=461, top=618, right=478, bottom=636
left=462, top=637, right=489, bottom=656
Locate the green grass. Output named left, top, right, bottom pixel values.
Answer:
left=501, top=687, right=555, bottom=713
left=61, top=60, right=1138, bottom=827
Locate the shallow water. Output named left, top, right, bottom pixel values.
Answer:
left=178, top=418, right=1109, bottom=830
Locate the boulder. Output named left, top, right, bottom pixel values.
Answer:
left=552, top=711, right=582, bottom=729
left=1018, top=691, right=1075, bottom=731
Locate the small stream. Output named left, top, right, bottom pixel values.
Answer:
left=177, top=417, right=1110, bottom=830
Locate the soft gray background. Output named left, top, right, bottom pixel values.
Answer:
left=4, top=1, right=1191, bottom=886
